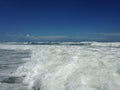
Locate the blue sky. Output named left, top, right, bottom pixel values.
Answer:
left=0, top=0, right=120, bottom=41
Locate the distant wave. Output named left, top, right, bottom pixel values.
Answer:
left=90, top=42, right=120, bottom=48
left=0, top=41, right=120, bottom=48
left=0, top=41, right=91, bottom=45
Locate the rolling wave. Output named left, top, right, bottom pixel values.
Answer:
left=0, top=42, right=120, bottom=90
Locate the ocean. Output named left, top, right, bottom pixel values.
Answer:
left=0, top=42, right=120, bottom=90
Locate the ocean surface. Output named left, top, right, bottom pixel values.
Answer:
left=0, top=42, right=120, bottom=90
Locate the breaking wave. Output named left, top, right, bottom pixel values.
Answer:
left=1, top=41, right=120, bottom=47
left=0, top=42, right=120, bottom=90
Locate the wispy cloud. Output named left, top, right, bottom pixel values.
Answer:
left=91, top=33, right=120, bottom=36
left=37, top=36, right=69, bottom=40
left=0, top=34, right=70, bottom=41
left=24, top=35, right=70, bottom=40
left=1, top=33, right=120, bottom=42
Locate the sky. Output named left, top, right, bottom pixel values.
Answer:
left=0, top=0, right=120, bottom=41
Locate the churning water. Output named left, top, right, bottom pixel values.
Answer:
left=0, top=42, right=120, bottom=90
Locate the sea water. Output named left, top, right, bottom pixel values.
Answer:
left=0, top=42, right=120, bottom=90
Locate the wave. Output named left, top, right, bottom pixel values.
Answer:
left=10, top=44, right=120, bottom=90
left=1, top=41, right=120, bottom=48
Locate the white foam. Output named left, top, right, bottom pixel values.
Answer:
left=0, top=44, right=31, bottom=50
left=11, top=42, right=120, bottom=90
left=91, top=42, right=120, bottom=47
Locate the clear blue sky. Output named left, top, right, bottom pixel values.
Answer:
left=0, top=0, right=120, bottom=41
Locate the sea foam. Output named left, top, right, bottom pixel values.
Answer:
left=0, top=42, right=120, bottom=90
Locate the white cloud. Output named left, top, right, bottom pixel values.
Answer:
left=2, top=33, right=120, bottom=42
left=37, top=36, right=69, bottom=39
left=91, top=33, right=120, bottom=36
